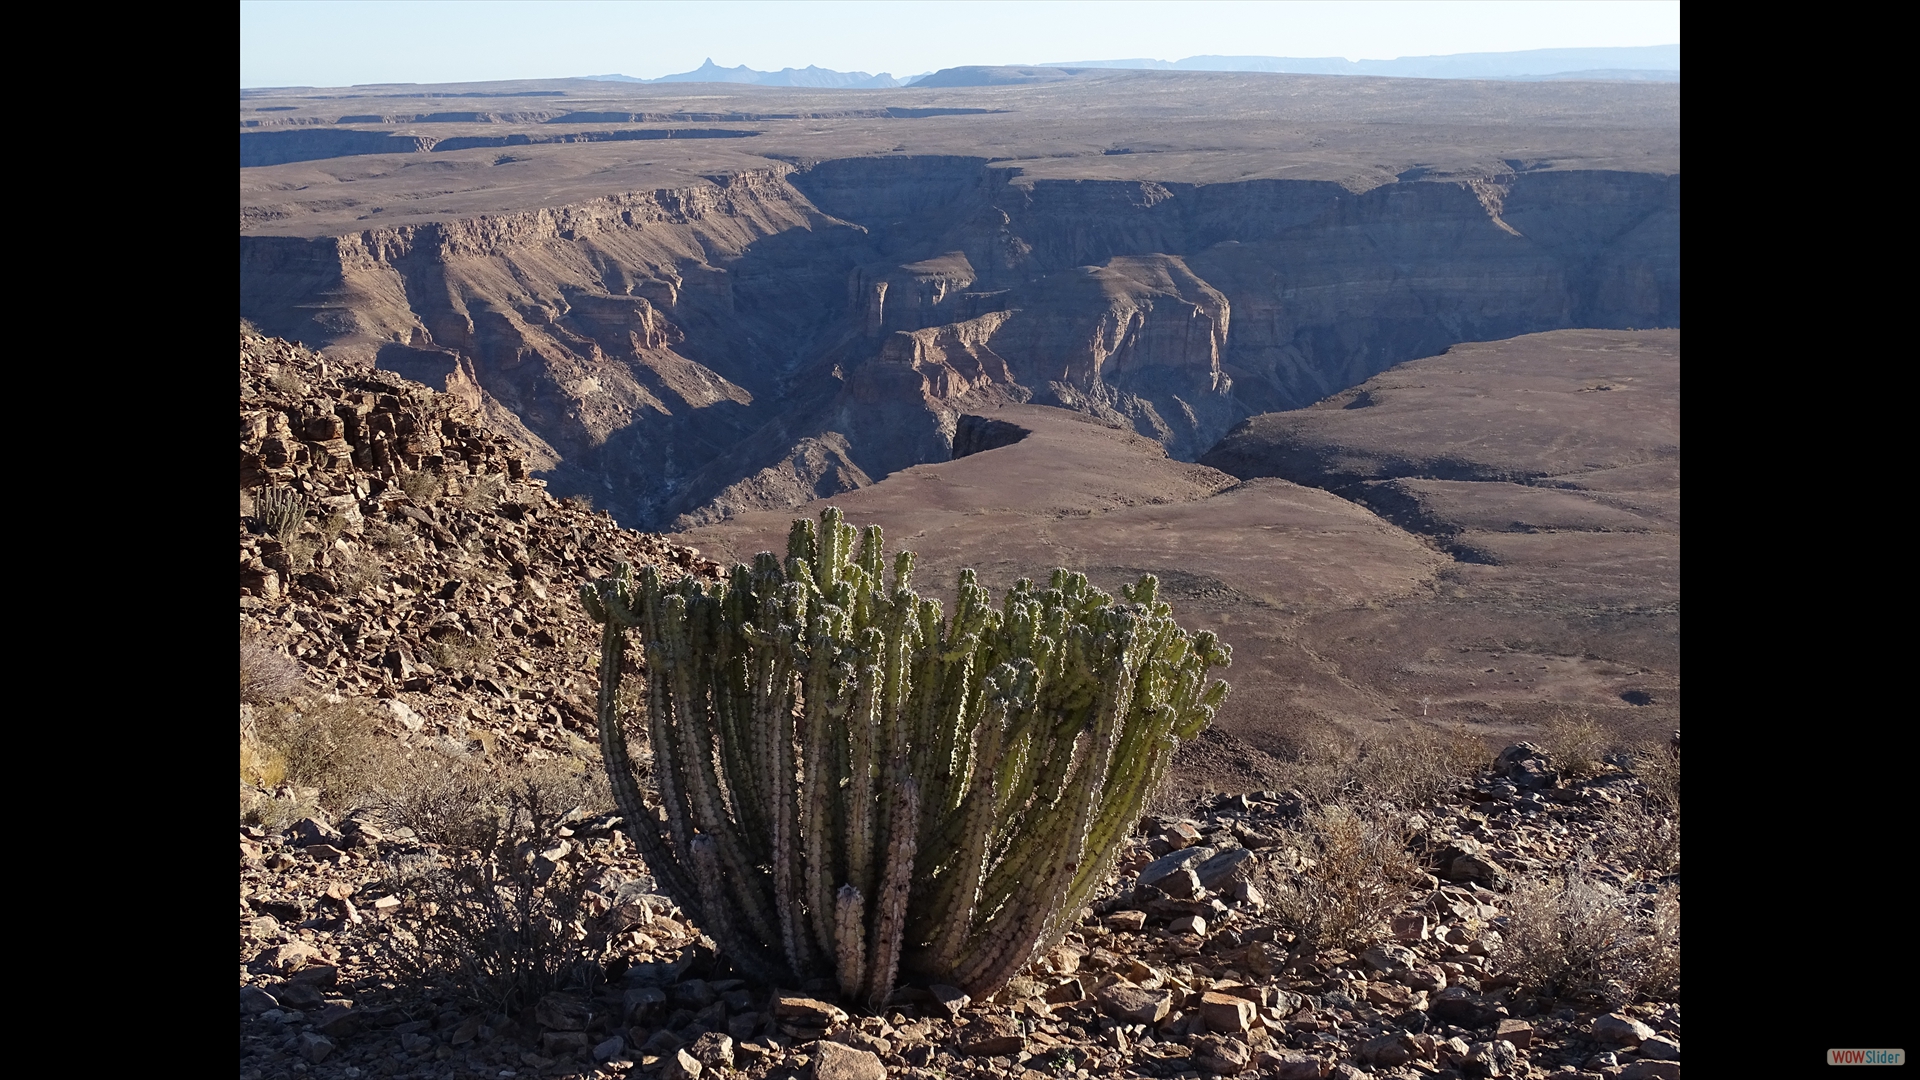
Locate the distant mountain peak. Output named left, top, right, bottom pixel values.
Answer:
left=582, top=60, right=905, bottom=89
left=1034, top=45, right=1679, bottom=81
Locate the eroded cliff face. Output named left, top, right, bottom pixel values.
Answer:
left=239, top=156, right=1679, bottom=530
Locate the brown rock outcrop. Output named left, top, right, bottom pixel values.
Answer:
left=238, top=332, right=722, bottom=761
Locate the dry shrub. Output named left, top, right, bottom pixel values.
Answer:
left=1271, top=803, right=1423, bottom=955
left=1142, top=774, right=1197, bottom=824
left=370, top=754, right=616, bottom=1011
left=283, top=535, right=320, bottom=571
left=429, top=629, right=497, bottom=674
left=336, top=551, right=387, bottom=596
left=1600, top=743, right=1681, bottom=876
left=461, top=473, right=507, bottom=512
left=1639, top=885, right=1682, bottom=999
left=319, top=510, right=354, bottom=548
left=1264, top=717, right=1363, bottom=807
left=382, top=752, right=610, bottom=857
left=241, top=639, right=304, bottom=705
left=242, top=697, right=388, bottom=819
left=241, top=782, right=326, bottom=832
left=268, top=367, right=309, bottom=397
left=1358, top=723, right=1488, bottom=809
left=1631, top=738, right=1681, bottom=815
left=1262, top=718, right=1484, bottom=812
left=399, top=469, right=443, bottom=501
left=1537, top=712, right=1615, bottom=779
left=1498, top=863, right=1680, bottom=1006
left=560, top=491, right=595, bottom=512
left=239, top=728, right=287, bottom=790
left=369, top=520, right=415, bottom=552
left=1600, top=799, right=1680, bottom=877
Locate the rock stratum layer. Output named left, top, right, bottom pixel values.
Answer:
left=240, top=74, right=1678, bottom=530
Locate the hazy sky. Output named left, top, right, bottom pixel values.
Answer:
left=239, top=1, right=1680, bottom=89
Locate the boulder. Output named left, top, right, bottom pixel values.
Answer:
left=1462, top=1039, right=1520, bottom=1078
left=1098, top=983, right=1174, bottom=1025
left=1136, top=846, right=1218, bottom=891
left=810, top=1041, right=886, bottom=1080
left=1193, top=1034, right=1253, bottom=1075
left=1196, top=847, right=1255, bottom=890
left=1592, top=1012, right=1655, bottom=1048
left=1198, top=991, right=1256, bottom=1034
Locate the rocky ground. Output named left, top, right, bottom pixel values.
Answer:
left=240, top=333, right=1678, bottom=1080
left=240, top=331, right=725, bottom=810
left=240, top=743, right=1679, bottom=1080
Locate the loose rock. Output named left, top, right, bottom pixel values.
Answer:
left=1592, top=1012, right=1655, bottom=1048
left=810, top=1040, right=886, bottom=1080
left=1098, top=983, right=1175, bottom=1025
left=662, top=1047, right=703, bottom=1080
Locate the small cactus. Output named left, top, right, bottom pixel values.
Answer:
left=256, top=486, right=308, bottom=540
left=581, top=508, right=1229, bottom=1002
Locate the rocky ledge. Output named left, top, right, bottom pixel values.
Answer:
left=240, top=331, right=725, bottom=821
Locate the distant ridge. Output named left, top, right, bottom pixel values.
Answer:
left=1039, top=45, right=1678, bottom=81
left=591, top=47, right=1679, bottom=91
left=584, top=58, right=909, bottom=89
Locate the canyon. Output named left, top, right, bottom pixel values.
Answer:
left=239, top=70, right=1678, bottom=756
left=678, top=329, right=1678, bottom=790
left=241, top=73, right=1676, bottom=528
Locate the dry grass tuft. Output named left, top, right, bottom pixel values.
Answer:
left=319, top=510, right=354, bottom=548
left=368, top=520, right=416, bottom=552
left=336, top=551, right=387, bottom=596
left=239, top=733, right=287, bottom=791
left=267, top=367, right=309, bottom=397
left=428, top=629, right=497, bottom=674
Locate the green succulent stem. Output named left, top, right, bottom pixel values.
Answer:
left=584, top=509, right=1229, bottom=999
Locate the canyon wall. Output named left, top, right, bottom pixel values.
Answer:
left=240, top=156, right=1679, bottom=530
